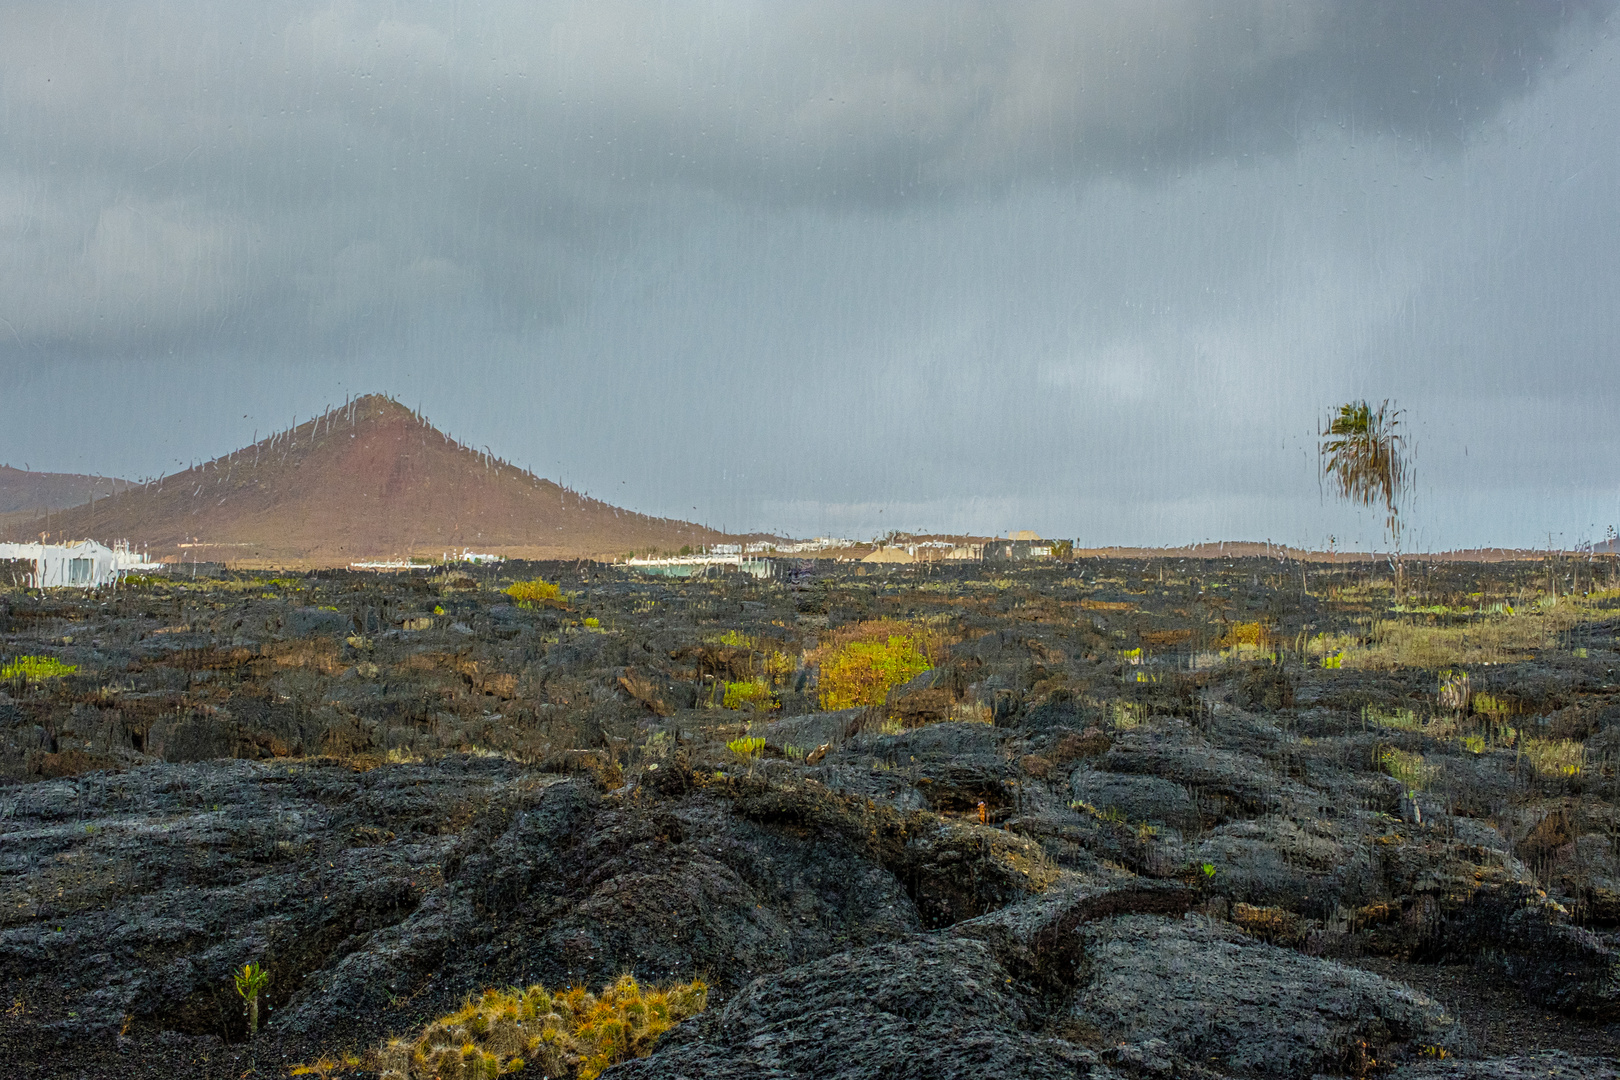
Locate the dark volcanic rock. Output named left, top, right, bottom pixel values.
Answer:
left=5, top=557, right=1620, bottom=1076
left=1390, top=1051, right=1620, bottom=1078
left=1073, top=914, right=1465, bottom=1077
left=609, top=936, right=1117, bottom=1080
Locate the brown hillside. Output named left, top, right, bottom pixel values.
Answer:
left=0, top=464, right=129, bottom=515
left=4, top=395, right=727, bottom=567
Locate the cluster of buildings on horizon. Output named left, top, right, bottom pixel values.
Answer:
left=2, top=531, right=1071, bottom=589
left=625, top=532, right=1070, bottom=575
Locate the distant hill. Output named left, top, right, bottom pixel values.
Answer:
left=3, top=395, right=729, bottom=567
left=0, top=465, right=129, bottom=516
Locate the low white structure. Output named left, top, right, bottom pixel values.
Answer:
left=623, top=553, right=776, bottom=579
left=444, top=550, right=505, bottom=565
left=775, top=537, right=857, bottom=553
left=0, top=540, right=162, bottom=588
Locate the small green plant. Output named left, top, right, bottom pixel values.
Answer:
left=233, top=961, right=269, bottom=1036
left=726, top=736, right=766, bottom=759
left=1, top=656, right=77, bottom=681
left=583, top=617, right=601, bottom=630
left=1379, top=747, right=1436, bottom=796
left=708, top=629, right=756, bottom=648
left=1321, top=653, right=1343, bottom=669
left=1110, top=701, right=1146, bottom=729
left=1200, top=862, right=1217, bottom=879
left=721, top=680, right=774, bottom=710
left=1362, top=704, right=1423, bottom=732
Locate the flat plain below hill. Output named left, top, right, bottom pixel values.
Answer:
left=1, top=556, right=1619, bottom=1078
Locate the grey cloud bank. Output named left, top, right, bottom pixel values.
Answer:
left=1, top=2, right=1616, bottom=550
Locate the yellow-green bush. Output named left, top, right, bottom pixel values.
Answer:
left=117, top=573, right=168, bottom=589
left=1522, top=737, right=1584, bottom=779
left=1362, top=705, right=1424, bottom=733
left=2, top=656, right=77, bottom=681
left=760, top=649, right=795, bottom=683
left=726, top=736, right=765, bottom=758
left=721, top=680, right=774, bottom=710
left=706, top=631, right=797, bottom=686
left=1220, top=622, right=1271, bottom=649
left=505, top=578, right=563, bottom=607
left=1379, top=747, right=1436, bottom=795
left=813, top=621, right=934, bottom=711
left=376, top=975, right=707, bottom=1080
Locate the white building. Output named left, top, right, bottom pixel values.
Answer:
left=0, top=540, right=162, bottom=588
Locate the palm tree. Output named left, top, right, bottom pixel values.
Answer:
left=1320, top=400, right=1412, bottom=600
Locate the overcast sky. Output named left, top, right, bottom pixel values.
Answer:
left=2, top=2, right=1617, bottom=550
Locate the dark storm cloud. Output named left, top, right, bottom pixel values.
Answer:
left=0, top=1, right=1604, bottom=353
left=1, top=3, right=1616, bottom=549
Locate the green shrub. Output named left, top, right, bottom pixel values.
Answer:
left=706, top=631, right=796, bottom=686
left=1362, top=705, right=1423, bottom=732
left=1379, top=747, right=1436, bottom=796
left=721, top=680, right=774, bottom=710
left=814, top=622, right=933, bottom=711
left=1, top=656, right=77, bottom=681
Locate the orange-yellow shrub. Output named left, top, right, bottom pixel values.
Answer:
left=376, top=975, right=707, bottom=1080
left=812, top=620, right=936, bottom=711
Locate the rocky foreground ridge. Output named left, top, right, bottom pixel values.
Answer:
left=1, top=558, right=1618, bottom=1077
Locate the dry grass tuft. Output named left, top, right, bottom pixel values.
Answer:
left=1522, top=737, right=1585, bottom=779
left=377, top=975, right=708, bottom=1080
left=1324, top=599, right=1602, bottom=670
